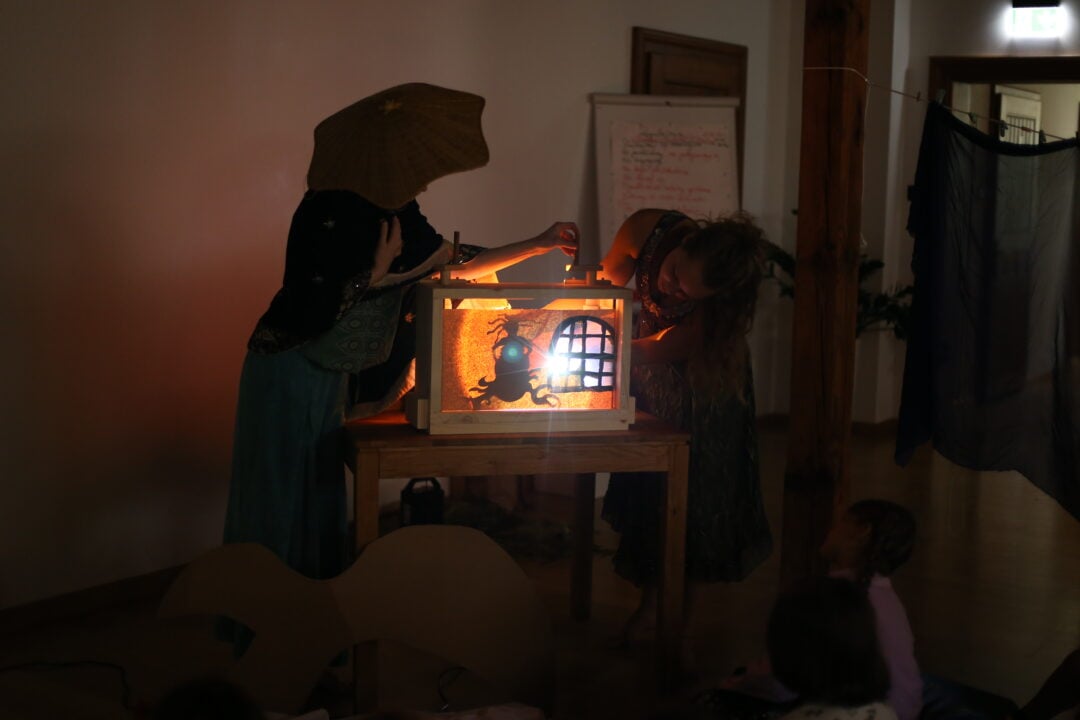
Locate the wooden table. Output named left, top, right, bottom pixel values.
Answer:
left=342, top=410, right=690, bottom=705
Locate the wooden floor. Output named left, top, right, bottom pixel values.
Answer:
left=1, top=420, right=1078, bottom=719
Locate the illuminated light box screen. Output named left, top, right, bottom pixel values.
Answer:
left=405, top=281, right=635, bottom=434
left=442, top=308, right=619, bottom=412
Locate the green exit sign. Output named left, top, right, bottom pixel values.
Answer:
left=1010, top=7, right=1066, bottom=37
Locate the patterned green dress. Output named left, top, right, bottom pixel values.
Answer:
left=601, top=211, right=773, bottom=585
left=224, top=191, right=480, bottom=581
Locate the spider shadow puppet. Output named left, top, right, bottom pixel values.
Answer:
left=468, top=315, right=559, bottom=409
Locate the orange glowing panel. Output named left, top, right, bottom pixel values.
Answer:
left=441, top=308, right=619, bottom=412
left=405, top=280, right=635, bottom=434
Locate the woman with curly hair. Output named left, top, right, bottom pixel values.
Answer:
left=598, top=208, right=774, bottom=668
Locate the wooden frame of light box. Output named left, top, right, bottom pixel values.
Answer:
left=405, top=280, right=636, bottom=434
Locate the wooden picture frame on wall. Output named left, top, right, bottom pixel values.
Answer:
left=631, top=26, right=747, bottom=194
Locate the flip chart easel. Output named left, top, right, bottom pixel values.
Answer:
left=592, top=93, right=740, bottom=259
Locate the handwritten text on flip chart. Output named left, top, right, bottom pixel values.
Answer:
left=610, top=121, right=738, bottom=226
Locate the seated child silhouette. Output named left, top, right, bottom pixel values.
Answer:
left=768, top=575, right=896, bottom=720
left=704, top=499, right=921, bottom=720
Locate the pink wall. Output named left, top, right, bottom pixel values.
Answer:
left=0, top=0, right=796, bottom=608
left=0, top=2, right=308, bottom=606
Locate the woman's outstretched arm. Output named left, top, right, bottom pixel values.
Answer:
left=449, top=222, right=579, bottom=280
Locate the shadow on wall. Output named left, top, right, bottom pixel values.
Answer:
left=0, top=130, right=271, bottom=608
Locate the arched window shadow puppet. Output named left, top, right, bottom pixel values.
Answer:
left=546, top=315, right=618, bottom=394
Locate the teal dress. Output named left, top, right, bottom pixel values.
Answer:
left=224, top=190, right=476, bottom=580
left=224, top=290, right=410, bottom=580
left=601, top=211, right=773, bottom=585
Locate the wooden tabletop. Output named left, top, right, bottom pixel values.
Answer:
left=341, top=408, right=691, bottom=703
left=343, top=410, right=689, bottom=449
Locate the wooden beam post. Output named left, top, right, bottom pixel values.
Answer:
left=781, top=0, right=870, bottom=588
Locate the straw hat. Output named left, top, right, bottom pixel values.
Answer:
left=306, top=83, right=490, bottom=210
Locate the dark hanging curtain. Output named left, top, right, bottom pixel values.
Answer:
left=896, top=102, right=1080, bottom=522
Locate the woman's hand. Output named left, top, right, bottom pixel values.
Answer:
left=536, top=221, right=580, bottom=257
left=371, top=216, right=403, bottom=284
left=447, top=220, right=581, bottom=281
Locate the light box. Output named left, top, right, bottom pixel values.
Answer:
left=405, top=280, right=635, bottom=434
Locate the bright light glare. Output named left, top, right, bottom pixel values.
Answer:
left=545, top=352, right=570, bottom=375
left=1007, top=6, right=1067, bottom=38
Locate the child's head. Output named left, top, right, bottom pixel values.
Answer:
left=767, top=575, right=890, bottom=707
left=821, top=499, right=917, bottom=583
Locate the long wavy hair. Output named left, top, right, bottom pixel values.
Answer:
left=682, top=212, right=768, bottom=400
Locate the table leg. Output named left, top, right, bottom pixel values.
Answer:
left=657, top=442, right=689, bottom=689
left=353, top=449, right=380, bottom=557
left=352, top=449, right=380, bottom=713
left=571, top=473, right=596, bottom=621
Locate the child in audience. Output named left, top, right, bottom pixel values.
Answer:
left=768, top=575, right=894, bottom=720
left=822, top=500, right=922, bottom=720
left=712, top=499, right=921, bottom=720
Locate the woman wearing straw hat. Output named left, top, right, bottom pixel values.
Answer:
left=223, top=83, right=578, bottom=581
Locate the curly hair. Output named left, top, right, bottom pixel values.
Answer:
left=846, top=499, right=917, bottom=586
left=681, top=212, right=768, bottom=399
